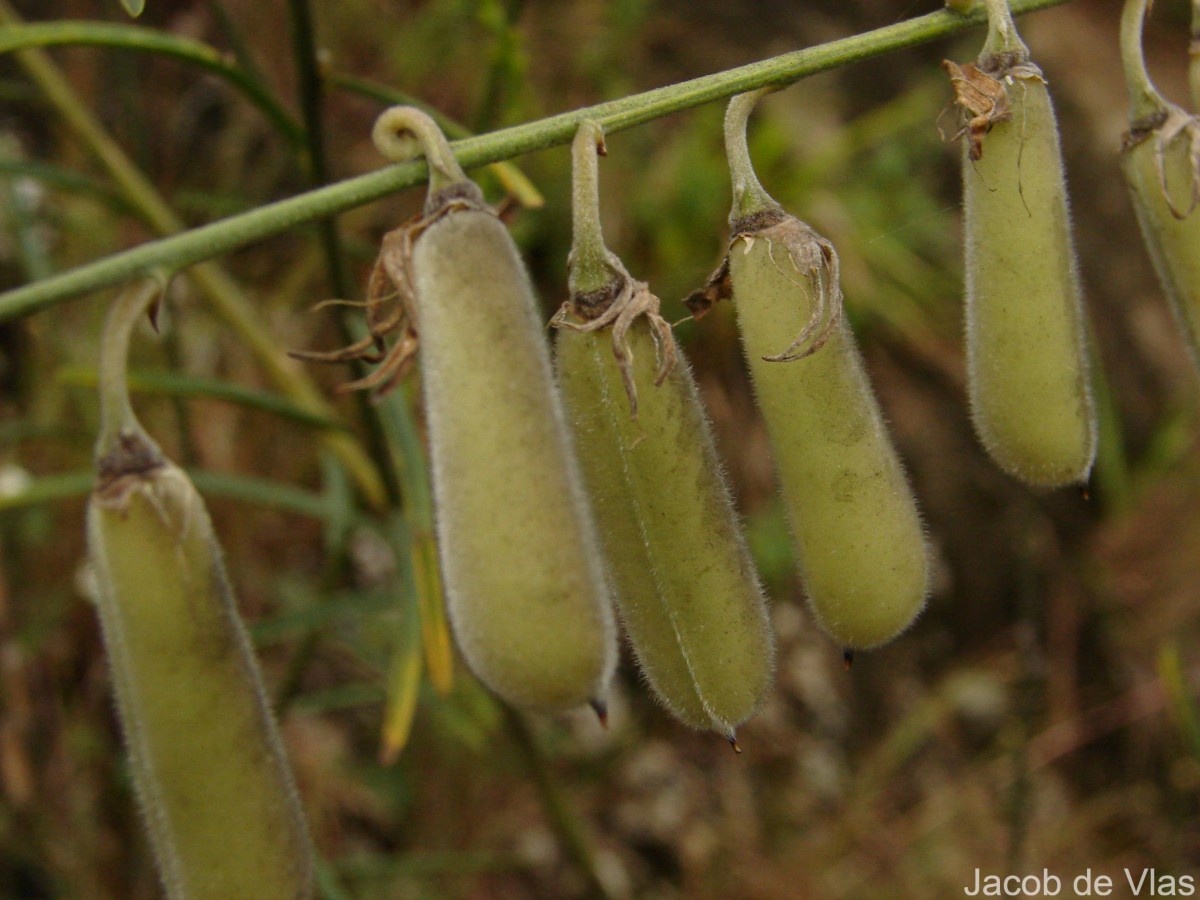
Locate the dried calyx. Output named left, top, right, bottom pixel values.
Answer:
left=551, top=120, right=675, bottom=419
left=686, top=89, right=843, bottom=363
left=290, top=106, right=489, bottom=396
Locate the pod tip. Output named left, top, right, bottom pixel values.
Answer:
left=589, top=698, right=609, bottom=729
left=726, top=732, right=742, bottom=754
left=843, top=649, right=855, bottom=671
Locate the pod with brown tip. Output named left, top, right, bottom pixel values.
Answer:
left=554, top=121, right=773, bottom=737
left=372, top=107, right=616, bottom=713
left=86, top=280, right=314, bottom=900
left=717, top=91, right=929, bottom=651
left=952, top=0, right=1096, bottom=486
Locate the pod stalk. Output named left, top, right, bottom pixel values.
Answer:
left=372, top=106, right=475, bottom=207
left=1120, top=0, right=1168, bottom=122
left=95, top=276, right=167, bottom=475
left=980, top=0, right=1030, bottom=66
left=568, top=120, right=619, bottom=297
left=724, top=90, right=784, bottom=223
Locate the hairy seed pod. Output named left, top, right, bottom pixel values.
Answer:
left=709, top=92, right=929, bottom=651
left=87, top=281, right=314, bottom=900
left=371, top=108, right=616, bottom=712
left=950, top=1, right=1096, bottom=486
left=1121, top=0, right=1200, bottom=373
left=554, top=122, right=773, bottom=741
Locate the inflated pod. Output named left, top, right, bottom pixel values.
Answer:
left=707, top=91, right=928, bottom=651
left=948, top=0, right=1096, bottom=486
left=1120, top=0, right=1200, bottom=372
left=554, top=122, right=773, bottom=740
left=370, top=108, right=616, bottom=712
left=87, top=280, right=314, bottom=900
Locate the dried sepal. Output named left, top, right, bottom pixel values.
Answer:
left=551, top=259, right=676, bottom=420
left=731, top=216, right=844, bottom=363
left=1125, top=105, right=1200, bottom=221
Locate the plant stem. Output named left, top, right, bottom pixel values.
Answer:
left=95, top=277, right=164, bottom=459
left=980, top=0, right=1030, bottom=62
left=725, top=89, right=783, bottom=222
left=1120, top=0, right=1167, bottom=122
left=502, top=705, right=614, bottom=900
left=0, top=18, right=302, bottom=144
left=0, top=0, right=387, bottom=510
left=0, top=0, right=1070, bottom=320
left=568, top=121, right=616, bottom=296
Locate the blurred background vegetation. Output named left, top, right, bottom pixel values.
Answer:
left=0, top=0, right=1198, bottom=897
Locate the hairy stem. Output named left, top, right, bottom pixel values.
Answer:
left=0, top=0, right=386, bottom=509
left=0, top=0, right=1070, bottom=319
left=568, top=121, right=615, bottom=296
left=1120, top=0, right=1167, bottom=122
left=725, top=89, right=783, bottom=221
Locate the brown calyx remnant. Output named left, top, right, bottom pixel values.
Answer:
left=942, top=59, right=1012, bottom=162
left=1125, top=104, right=1200, bottom=221
left=689, top=213, right=843, bottom=363
left=96, top=429, right=165, bottom=495
left=289, top=192, right=488, bottom=397
left=552, top=260, right=677, bottom=421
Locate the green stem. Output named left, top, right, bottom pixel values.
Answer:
left=95, top=277, right=165, bottom=458
left=980, top=0, right=1030, bottom=62
left=568, top=121, right=616, bottom=295
left=0, top=0, right=386, bottom=509
left=0, top=0, right=1071, bottom=319
left=0, top=19, right=303, bottom=145
left=329, top=72, right=543, bottom=208
left=372, top=107, right=471, bottom=194
left=1120, top=0, right=1167, bottom=122
left=724, top=89, right=783, bottom=221
left=502, top=705, right=614, bottom=900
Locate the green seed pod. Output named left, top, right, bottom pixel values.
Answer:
left=554, top=122, right=773, bottom=742
left=86, top=280, right=314, bottom=900
left=1121, top=0, right=1200, bottom=372
left=705, top=91, right=929, bottom=651
left=948, top=0, right=1096, bottom=486
left=371, top=108, right=616, bottom=712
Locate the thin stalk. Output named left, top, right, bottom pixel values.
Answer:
left=568, top=121, right=615, bottom=295
left=330, top=70, right=543, bottom=207
left=0, top=19, right=303, bottom=145
left=1120, top=0, right=1167, bottom=122
left=980, top=0, right=1030, bottom=62
left=724, top=89, right=783, bottom=221
left=503, top=705, right=614, bottom=900
left=0, top=0, right=386, bottom=509
left=0, top=0, right=1071, bottom=321
left=95, top=277, right=165, bottom=458
left=1192, top=0, right=1200, bottom=111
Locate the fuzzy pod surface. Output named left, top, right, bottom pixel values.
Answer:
left=727, top=220, right=929, bottom=649
left=403, top=193, right=616, bottom=713
left=958, top=57, right=1096, bottom=486
left=1123, top=111, right=1200, bottom=371
left=556, top=318, right=774, bottom=736
left=88, top=448, right=314, bottom=900
left=1119, top=0, right=1200, bottom=374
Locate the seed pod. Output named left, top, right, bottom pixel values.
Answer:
left=86, top=280, right=314, bottom=900
left=369, top=108, right=616, bottom=712
left=554, top=122, right=773, bottom=741
left=947, top=0, right=1096, bottom=486
left=1120, top=0, right=1200, bottom=372
left=701, top=91, right=928, bottom=651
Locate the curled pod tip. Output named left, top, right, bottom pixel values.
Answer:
left=714, top=92, right=930, bottom=650
left=369, top=108, right=617, bottom=713
left=554, top=122, right=774, bottom=735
